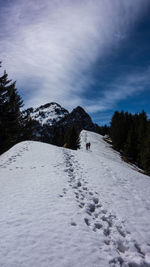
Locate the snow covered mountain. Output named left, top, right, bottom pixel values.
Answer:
left=22, top=103, right=97, bottom=143
left=0, top=130, right=150, bottom=267
left=22, top=102, right=69, bottom=126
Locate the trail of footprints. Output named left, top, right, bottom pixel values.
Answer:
left=0, top=144, right=29, bottom=169
left=63, top=151, right=125, bottom=235
left=0, top=143, right=44, bottom=170
left=62, top=150, right=149, bottom=267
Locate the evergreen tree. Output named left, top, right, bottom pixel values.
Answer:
left=51, top=126, right=65, bottom=147
left=20, top=114, right=37, bottom=141
left=124, top=125, right=138, bottom=162
left=141, top=122, right=150, bottom=174
left=65, top=126, right=80, bottom=150
left=96, top=124, right=110, bottom=136
left=136, top=110, right=148, bottom=166
left=0, top=66, right=23, bottom=154
left=110, top=111, right=130, bottom=151
left=110, top=109, right=150, bottom=174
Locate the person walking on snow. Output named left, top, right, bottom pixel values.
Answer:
left=86, top=143, right=88, bottom=150
left=86, top=142, right=91, bottom=150
left=88, top=142, right=91, bottom=149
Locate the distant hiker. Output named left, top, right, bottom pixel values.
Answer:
left=86, top=142, right=91, bottom=150
left=86, top=143, right=88, bottom=150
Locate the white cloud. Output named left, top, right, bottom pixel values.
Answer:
left=0, top=0, right=149, bottom=110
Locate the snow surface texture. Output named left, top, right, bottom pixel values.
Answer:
left=0, top=130, right=150, bottom=267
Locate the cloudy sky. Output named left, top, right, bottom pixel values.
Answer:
left=0, top=0, right=150, bottom=124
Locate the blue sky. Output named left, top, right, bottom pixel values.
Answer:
left=0, top=0, right=150, bottom=125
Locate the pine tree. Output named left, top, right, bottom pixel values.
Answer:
left=65, top=126, right=80, bottom=150
left=136, top=110, right=148, bottom=166
left=51, top=126, right=65, bottom=147
left=110, top=111, right=130, bottom=151
left=140, top=122, right=150, bottom=174
left=124, top=125, right=137, bottom=162
left=20, top=114, right=36, bottom=141
left=0, top=66, right=23, bottom=154
left=110, top=110, right=150, bottom=172
left=96, top=124, right=110, bottom=136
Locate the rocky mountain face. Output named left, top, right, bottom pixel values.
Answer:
left=22, top=102, right=97, bottom=145
left=22, top=102, right=69, bottom=126
left=57, top=106, right=96, bottom=131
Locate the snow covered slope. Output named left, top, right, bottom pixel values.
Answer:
left=0, top=131, right=150, bottom=267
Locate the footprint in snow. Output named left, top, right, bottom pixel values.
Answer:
left=77, top=181, right=82, bottom=187
left=70, top=222, right=77, bottom=226
left=79, top=202, right=85, bottom=208
left=94, top=222, right=102, bottom=230
left=92, top=197, right=99, bottom=204
left=82, top=186, right=88, bottom=191
left=84, top=218, right=90, bottom=226
left=134, top=243, right=145, bottom=256
left=85, top=203, right=96, bottom=214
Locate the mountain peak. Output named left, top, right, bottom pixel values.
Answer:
left=22, top=102, right=69, bottom=126
left=71, top=106, right=91, bottom=117
left=58, top=105, right=96, bottom=132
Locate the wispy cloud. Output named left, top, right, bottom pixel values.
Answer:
left=86, top=67, right=150, bottom=112
left=0, top=0, right=149, bottom=110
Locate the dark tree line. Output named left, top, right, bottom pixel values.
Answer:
left=0, top=63, right=34, bottom=154
left=64, top=125, right=80, bottom=150
left=95, top=124, right=110, bottom=136
left=51, top=125, right=80, bottom=150
left=110, top=110, right=150, bottom=174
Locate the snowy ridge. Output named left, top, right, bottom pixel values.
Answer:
left=22, top=102, right=69, bottom=126
left=0, top=131, right=150, bottom=267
